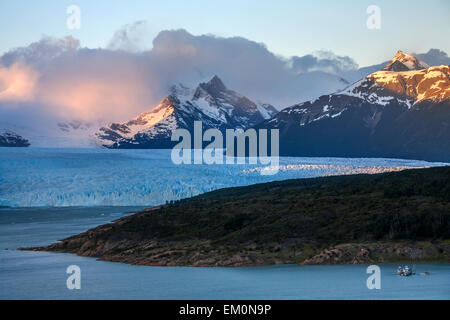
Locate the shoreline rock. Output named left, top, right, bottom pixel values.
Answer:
left=23, top=240, right=450, bottom=267
left=300, top=242, right=450, bottom=265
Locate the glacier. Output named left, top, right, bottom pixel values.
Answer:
left=0, top=148, right=447, bottom=207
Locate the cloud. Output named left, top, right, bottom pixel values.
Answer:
left=34, top=49, right=159, bottom=120
left=107, top=21, right=152, bottom=53
left=2, top=27, right=402, bottom=129
left=289, top=50, right=358, bottom=75
left=1, top=36, right=161, bottom=122
left=145, top=30, right=350, bottom=106
left=2, top=25, right=449, bottom=132
left=147, top=30, right=296, bottom=100
left=1, top=36, right=80, bottom=68
left=416, top=49, right=450, bottom=67
left=0, top=62, right=39, bottom=102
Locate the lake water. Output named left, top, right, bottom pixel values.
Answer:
left=1, top=207, right=449, bottom=300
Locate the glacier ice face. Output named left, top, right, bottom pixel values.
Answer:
left=0, top=148, right=447, bottom=208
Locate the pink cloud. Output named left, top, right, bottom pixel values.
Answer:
left=0, top=62, right=39, bottom=102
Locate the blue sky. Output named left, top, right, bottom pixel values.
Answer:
left=0, top=0, right=449, bottom=66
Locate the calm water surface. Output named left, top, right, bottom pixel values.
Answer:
left=1, top=207, right=449, bottom=300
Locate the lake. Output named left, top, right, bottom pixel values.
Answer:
left=1, top=206, right=449, bottom=300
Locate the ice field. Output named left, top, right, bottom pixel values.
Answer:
left=0, top=148, right=447, bottom=207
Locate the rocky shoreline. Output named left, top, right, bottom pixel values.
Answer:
left=300, top=242, right=450, bottom=265
left=26, top=236, right=450, bottom=267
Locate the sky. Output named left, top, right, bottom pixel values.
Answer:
left=0, top=0, right=449, bottom=66
left=0, top=0, right=449, bottom=127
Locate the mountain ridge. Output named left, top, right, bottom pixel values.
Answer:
left=96, top=75, right=278, bottom=148
left=256, top=50, right=450, bottom=161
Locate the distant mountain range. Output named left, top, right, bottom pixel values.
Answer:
left=256, top=51, right=450, bottom=161
left=96, top=75, right=278, bottom=148
left=1, top=50, right=449, bottom=162
left=97, top=50, right=449, bottom=157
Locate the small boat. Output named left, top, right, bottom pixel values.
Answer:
left=402, top=266, right=413, bottom=276
left=397, top=265, right=414, bottom=276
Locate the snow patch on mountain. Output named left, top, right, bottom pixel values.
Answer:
left=256, top=103, right=276, bottom=119
left=97, top=75, right=279, bottom=148
left=343, top=65, right=449, bottom=106
left=261, top=51, right=449, bottom=129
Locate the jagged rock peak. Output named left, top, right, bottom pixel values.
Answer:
left=382, top=50, right=429, bottom=71
left=194, top=75, right=228, bottom=98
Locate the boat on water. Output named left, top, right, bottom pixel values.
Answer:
left=397, top=265, right=414, bottom=276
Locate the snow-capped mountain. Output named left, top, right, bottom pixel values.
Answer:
left=0, top=129, right=30, bottom=147
left=340, top=48, right=449, bottom=83
left=344, top=65, right=449, bottom=106
left=381, top=50, right=429, bottom=71
left=97, top=75, right=278, bottom=148
left=257, top=51, right=450, bottom=161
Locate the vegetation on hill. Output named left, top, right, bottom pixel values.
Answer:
left=27, top=166, right=450, bottom=266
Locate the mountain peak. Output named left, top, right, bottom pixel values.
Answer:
left=97, top=75, right=279, bottom=148
left=394, top=50, right=408, bottom=58
left=207, top=74, right=225, bottom=85
left=382, top=50, right=428, bottom=71
left=200, top=75, right=227, bottom=92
